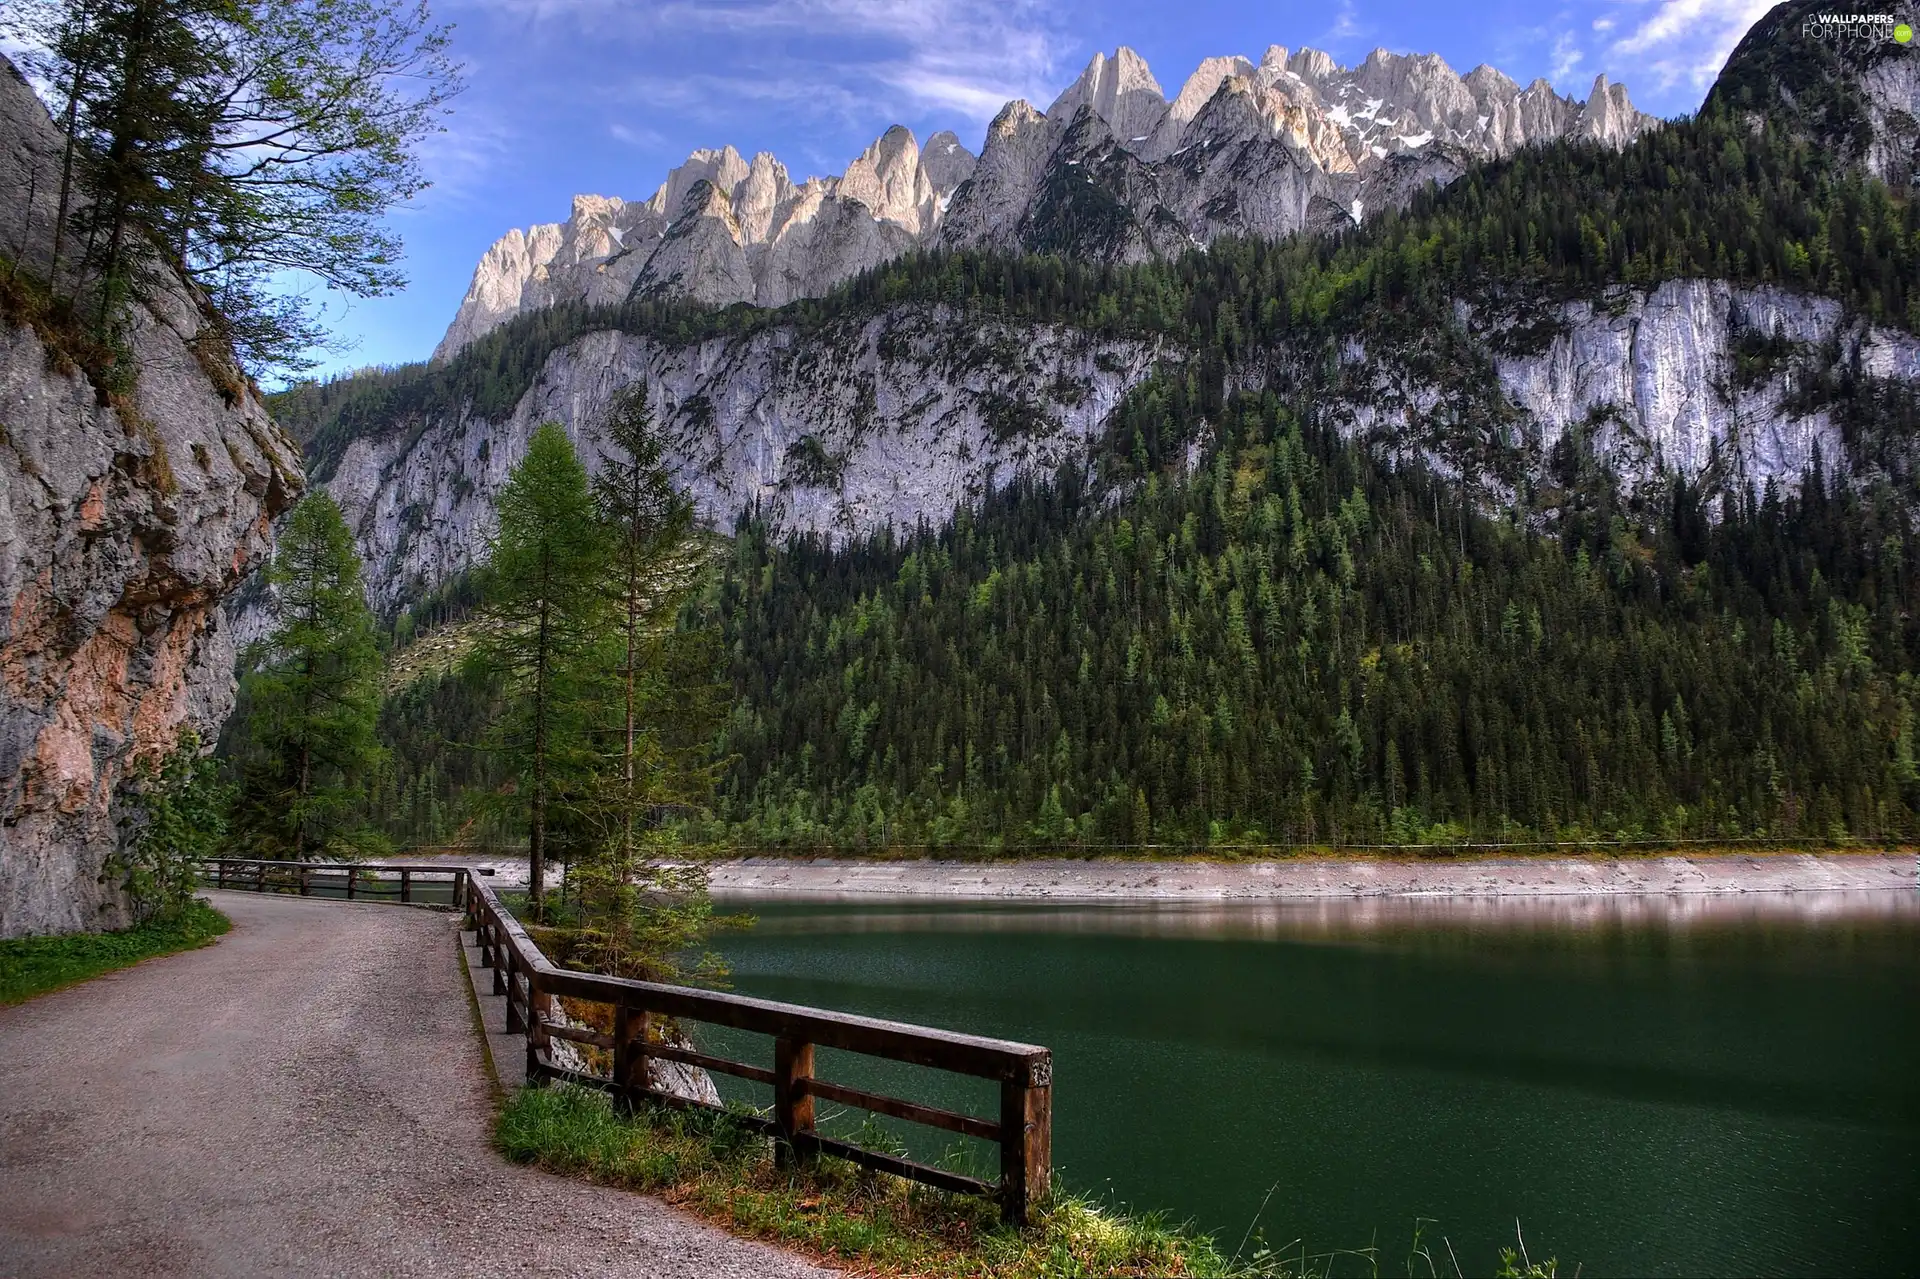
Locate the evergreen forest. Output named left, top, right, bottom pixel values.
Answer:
left=272, top=94, right=1920, bottom=853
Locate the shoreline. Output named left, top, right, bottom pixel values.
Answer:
left=704, top=851, right=1916, bottom=901
left=389, top=849, right=1916, bottom=901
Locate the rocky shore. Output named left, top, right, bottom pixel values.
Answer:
left=705, top=851, right=1915, bottom=901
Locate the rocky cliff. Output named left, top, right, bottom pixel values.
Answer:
left=431, top=127, right=979, bottom=361
left=1708, top=0, right=1920, bottom=187
left=333, top=307, right=1169, bottom=614
left=1334, top=280, right=1920, bottom=496
left=0, top=61, right=303, bottom=937
left=434, top=43, right=1655, bottom=361
left=306, top=276, right=1920, bottom=622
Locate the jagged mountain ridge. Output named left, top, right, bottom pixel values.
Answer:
left=273, top=6, right=1920, bottom=636
left=435, top=43, right=1655, bottom=361
left=431, top=125, right=980, bottom=360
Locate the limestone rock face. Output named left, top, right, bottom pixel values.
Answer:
left=0, top=61, right=302, bottom=936
left=937, top=43, right=1655, bottom=263
left=1047, top=46, right=1169, bottom=145
left=433, top=124, right=981, bottom=361
left=307, top=273, right=1920, bottom=632
left=1327, top=280, right=1920, bottom=498
left=1858, top=55, right=1920, bottom=185
left=308, top=307, right=1173, bottom=616
left=433, top=43, right=1656, bottom=361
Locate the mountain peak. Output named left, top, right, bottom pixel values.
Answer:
left=432, top=35, right=1659, bottom=361
left=1050, top=46, right=1169, bottom=142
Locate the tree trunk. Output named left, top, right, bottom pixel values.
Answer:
left=294, top=545, right=321, bottom=858
left=622, top=551, right=638, bottom=868
left=528, top=582, right=551, bottom=921
left=50, top=8, right=96, bottom=285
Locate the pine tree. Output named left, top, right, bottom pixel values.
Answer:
left=562, top=385, right=735, bottom=980
left=232, top=492, right=382, bottom=858
left=589, top=383, right=697, bottom=856
left=5, top=0, right=461, bottom=372
left=469, top=422, right=607, bottom=920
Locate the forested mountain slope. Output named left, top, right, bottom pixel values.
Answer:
left=275, top=3, right=1920, bottom=848
left=270, top=88, right=1920, bottom=622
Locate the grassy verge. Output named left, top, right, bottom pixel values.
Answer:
left=0, top=899, right=230, bottom=1006
left=497, top=1084, right=1562, bottom=1278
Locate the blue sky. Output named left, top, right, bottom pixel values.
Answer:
left=308, top=0, right=1778, bottom=378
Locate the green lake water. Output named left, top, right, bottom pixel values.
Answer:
left=703, top=889, right=1920, bottom=1278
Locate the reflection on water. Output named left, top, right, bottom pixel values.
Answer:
left=729, top=887, right=1920, bottom=941
left=713, top=888, right=1920, bottom=1279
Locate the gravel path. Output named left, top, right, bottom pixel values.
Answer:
left=0, top=891, right=831, bottom=1278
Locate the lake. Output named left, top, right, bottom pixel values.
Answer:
left=706, top=889, right=1920, bottom=1277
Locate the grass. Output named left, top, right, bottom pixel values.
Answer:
left=0, top=899, right=230, bottom=1006
left=496, top=1084, right=1565, bottom=1278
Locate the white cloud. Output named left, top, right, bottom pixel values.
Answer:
left=410, top=103, right=519, bottom=208
left=1321, top=0, right=1368, bottom=46
left=1592, top=17, right=1614, bottom=33
left=1608, top=0, right=1777, bottom=92
left=1551, top=32, right=1584, bottom=80
left=608, top=122, right=666, bottom=150
left=458, top=0, right=1065, bottom=133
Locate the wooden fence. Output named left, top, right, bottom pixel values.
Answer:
left=198, top=857, right=470, bottom=905
left=198, top=858, right=1054, bottom=1223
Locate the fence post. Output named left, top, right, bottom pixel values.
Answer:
left=299, top=865, right=310, bottom=897
left=346, top=867, right=357, bottom=900
left=524, top=971, right=547, bottom=1084
left=999, top=1053, right=1053, bottom=1226
left=773, top=1037, right=816, bottom=1168
left=216, top=861, right=227, bottom=888
left=401, top=869, right=411, bottom=904
left=612, top=1006, right=652, bottom=1107
left=612, top=1006, right=634, bottom=1104
left=504, top=961, right=523, bottom=1034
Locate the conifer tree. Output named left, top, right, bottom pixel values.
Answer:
left=232, top=492, right=382, bottom=858
left=564, top=386, right=733, bottom=980
left=4, top=0, right=462, bottom=371
left=469, top=423, right=607, bottom=920
left=589, top=384, right=705, bottom=851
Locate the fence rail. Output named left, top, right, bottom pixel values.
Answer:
left=197, top=858, right=470, bottom=905
left=197, top=857, right=1053, bottom=1223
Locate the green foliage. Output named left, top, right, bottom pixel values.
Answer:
left=466, top=422, right=610, bottom=914
left=115, top=730, right=230, bottom=921
left=527, top=383, right=737, bottom=974
left=496, top=1084, right=1226, bottom=1277
left=6, top=0, right=462, bottom=373
left=1704, top=0, right=1913, bottom=184
left=589, top=382, right=720, bottom=846
left=0, top=899, right=228, bottom=1005
left=498, top=1085, right=1570, bottom=1278
left=706, top=389, right=1920, bottom=849
left=360, top=662, right=509, bottom=847
left=228, top=492, right=384, bottom=857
